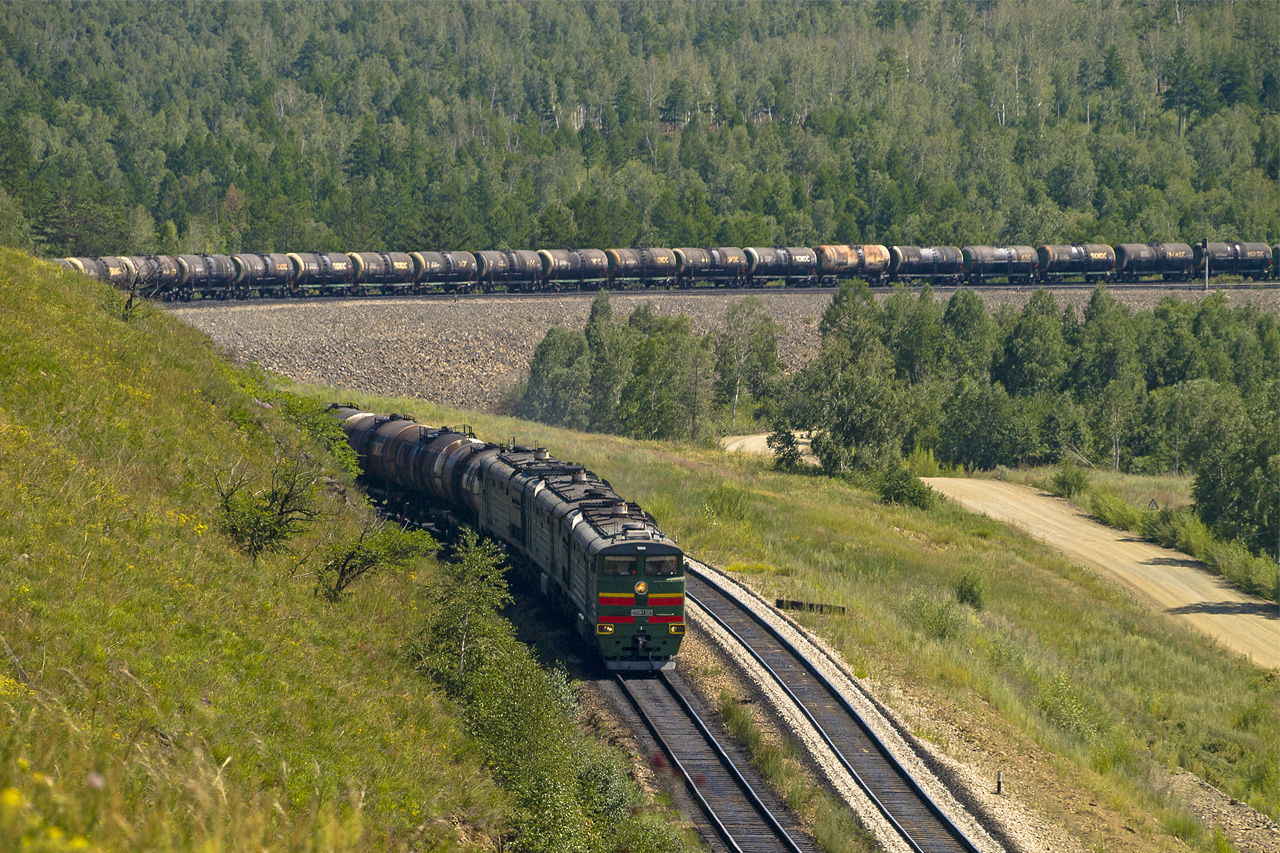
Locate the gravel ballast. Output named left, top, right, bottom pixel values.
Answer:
left=166, top=286, right=1280, bottom=412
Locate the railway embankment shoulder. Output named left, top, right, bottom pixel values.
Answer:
left=167, top=286, right=1280, bottom=413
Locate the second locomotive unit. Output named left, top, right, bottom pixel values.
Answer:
left=330, top=406, right=685, bottom=670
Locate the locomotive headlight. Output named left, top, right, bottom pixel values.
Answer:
left=669, top=624, right=685, bottom=635
left=596, top=624, right=614, bottom=635
left=634, top=581, right=647, bottom=595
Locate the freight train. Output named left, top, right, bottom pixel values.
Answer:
left=57, top=239, right=1278, bottom=298
left=329, top=405, right=685, bottom=670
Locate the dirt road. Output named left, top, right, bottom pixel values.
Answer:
left=922, top=478, right=1279, bottom=670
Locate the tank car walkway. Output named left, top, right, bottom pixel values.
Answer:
left=922, top=478, right=1279, bottom=670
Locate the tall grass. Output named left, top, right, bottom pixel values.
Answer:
left=0, top=252, right=694, bottom=851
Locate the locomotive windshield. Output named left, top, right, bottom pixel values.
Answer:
left=644, top=555, right=680, bottom=577
left=602, top=556, right=637, bottom=576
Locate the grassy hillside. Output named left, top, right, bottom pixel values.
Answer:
left=0, top=250, right=695, bottom=852
left=306, top=386, right=1278, bottom=853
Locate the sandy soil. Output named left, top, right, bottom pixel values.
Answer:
left=922, top=477, right=1280, bottom=670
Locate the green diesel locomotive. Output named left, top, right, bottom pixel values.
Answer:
left=330, top=406, right=685, bottom=670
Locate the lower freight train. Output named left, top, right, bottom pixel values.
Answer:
left=329, top=405, right=685, bottom=670
left=57, top=239, right=1277, bottom=298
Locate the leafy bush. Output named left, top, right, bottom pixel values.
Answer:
left=234, top=372, right=361, bottom=478
left=954, top=570, right=985, bottom=610
left=1142, top=508, right=1279, bottom=601
left=905, top=591, right=963, bottom=641
left=212, top=454, right=320, bottom=560
left=1050, top=460, right=1089, bottom=498
left=879, top=464, right=934, bottom=510
left=1037, top=672, right=1101, bottom=742
left=907, top=445, right=941, bottom=477
left=408, top=529, right=513, bottom=695
left=766, top=428, right=804, bottom=471
left=1088, top=488, right=1143, bottom=531
left=316, top=518, right=437, bottom=602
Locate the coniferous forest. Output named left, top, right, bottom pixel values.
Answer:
left=0, top=0, right=1276, bottom=258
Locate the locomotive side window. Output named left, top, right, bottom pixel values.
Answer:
left=645, top=555, right=680, bottom=577
left=602, top=556, right=637, bottom=576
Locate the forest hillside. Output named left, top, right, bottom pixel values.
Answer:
left=0, top=0, right=1276, bottom=258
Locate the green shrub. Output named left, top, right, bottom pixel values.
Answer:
left=1050, top=460, right=1089, bottom=498
left=235, top=373, right=361, bottom=478
left=315, top=518, right=437, bottom=602
left=879, top=464, right=934, bottom=510
left=1141, top=509, right=1279, bottom=601
left=954, top=570, right=985, bottom=610
left=213, top=454, right=320, bottom=560
left=907, top=446, right=941, bottom=477
left=1036, top=672, right=1100, bottom=742
left=905, top=591, right=963, bottom=640
left=1088, top=488, right=1143, bottom=531
left=766, top=428, right=805, bottom=471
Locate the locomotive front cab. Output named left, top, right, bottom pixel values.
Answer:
left=594, top=543, right=685, bottom=670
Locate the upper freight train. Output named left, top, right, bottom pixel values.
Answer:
left=57, top=239, right=1277, bottom=299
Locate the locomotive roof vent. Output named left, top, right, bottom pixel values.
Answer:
left=612, top=502, right=629, bottom=516
left=534, top=448, right=549, bottom=461
left=572, top=469, right=588, bottom=484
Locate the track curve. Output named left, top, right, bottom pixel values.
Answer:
left=685, top=565, right=985, bottom=853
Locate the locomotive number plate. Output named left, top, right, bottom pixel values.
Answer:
left=631, top=609, right=653, bottom=617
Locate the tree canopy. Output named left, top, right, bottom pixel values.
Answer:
left=0, top=0, right=1275, bottom=257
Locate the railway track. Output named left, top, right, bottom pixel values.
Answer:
left=685, top=563, right=986, bottom=853
left=615, top=670, right=818, bottom=853
left=157, top=277, right=1275, bottom=308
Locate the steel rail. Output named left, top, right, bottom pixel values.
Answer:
left=686, top=565, right=985, bottom=853
left=615, top=672, right=807, bottom=853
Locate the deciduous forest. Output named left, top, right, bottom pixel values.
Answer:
left=0, top=0, right=1276, bottom=257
